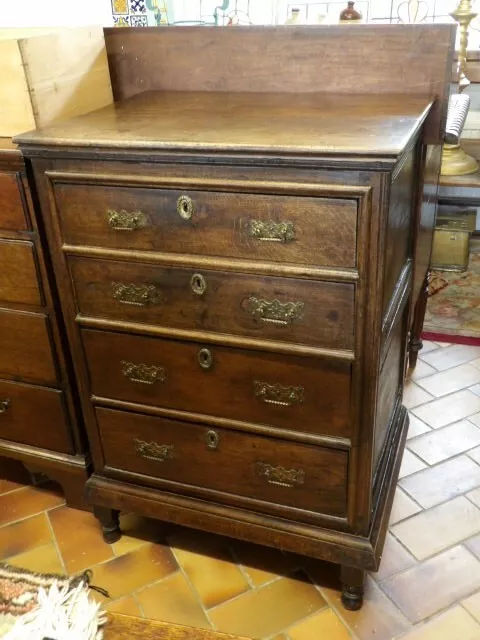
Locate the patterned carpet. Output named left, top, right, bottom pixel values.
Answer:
left=424, top=238, right=480, bottom=345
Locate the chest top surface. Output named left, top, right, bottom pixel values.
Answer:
left=14, top=90, right=432, bottom=159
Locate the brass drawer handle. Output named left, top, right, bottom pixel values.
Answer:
left=107, top=209, right=147, bottom=231
left=177, top=195, right=194, bottom=220
left=254, top=381, right=305, bottom=407
left=0, top=399, right=10, bottom=414
left=249, top=220, right=295, bottom=243
left=206, top=430, right=219, bottom=450
left=191, top=273, right=207, bottom=296
left=112, top=282, right=162, bottom=307
left=256, top=462, right=305, bottom=488
left=134, top=438, right=174, bottom=462
left=246, top=297, right=304, bottom=325
left=198, top=348, right=213, bottom=370
left=121, top=361, right=166, bottom=385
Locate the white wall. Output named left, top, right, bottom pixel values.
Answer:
left=0, top=0, right=113, bottom=27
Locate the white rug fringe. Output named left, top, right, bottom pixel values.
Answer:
left=4, top=581, right=106, bottom=640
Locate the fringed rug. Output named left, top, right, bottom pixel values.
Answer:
left=423, top=238, right=480, bottom=346
left=0, top=564, right=106, bottom=639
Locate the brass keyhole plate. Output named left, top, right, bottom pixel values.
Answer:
left=198, top=348, right=213, bottom=370
left=191, top=273, right=207, bottom=296
left=206, top=430, right=219, bottom=449
left=177, top=195, right=194, bottom=220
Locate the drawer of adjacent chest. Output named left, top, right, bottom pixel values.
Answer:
left=0, top=310, right=57, bottom=385
left=97, top=407, right=348, bottom=518
left=54, top=182, right=357, bottom=268
left=83, top=329, right=351, bottom=438
left=0, top=379, right=72, bottom=453
left=71, top=257, right=354, bottom=351
left=0, top=172, right=29, bottom=231
left=0, top=240, right=42, bottom=307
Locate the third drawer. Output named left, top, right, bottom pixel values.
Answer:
left=83, top=329, right=352, bottom=439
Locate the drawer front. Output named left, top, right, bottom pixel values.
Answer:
left=97, top=407, right=348, bottom=517
left=0, top=310, right=57, bottom=385
left=71, top=257, right=355, bottom=351
left=0, top=240, right=42, bottom=306
left=83, top=329, right=351, bottom=438
left=0, top=172, right=28, bottom=231
left=0, top=379, right=71, bottom=453
left=54, top=183, right=357, bottom=268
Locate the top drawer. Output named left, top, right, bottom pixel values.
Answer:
left=0, top=172, right=28, bottom=231
left=52, top=182, right=358, bottom=268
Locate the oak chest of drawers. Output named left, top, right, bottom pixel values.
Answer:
left=16, top=24, right=454, bottom=609
left=0, top=139, right=89, bottom=506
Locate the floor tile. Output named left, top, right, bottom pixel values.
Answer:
left=209, top=571, right=326, bottom=639
left=403, top=382, right=434, bottom=410
left=105, top=595, right=143, bottom=617
left=470, top=413, right=480, bottom=428
left=0, top=513, right=51, bottom=560
left=399, top=455, right=480, bottom=508
left=389, top=488, right=422, bottom=525
left=416, top=364, right=480, bottom=398
left=466, top=533, right=480, bottom=561
left=421, top=344, right=480, bottom=372
left=391, top=497, right=480, bottom=560
left=168, top=529, right=250, bottom=609
left=229, top=540, right=299, bottom=586
left=7, top=542, right=64, bottom=574
left=112, top=513, right=166, bottom=557
left=407, top=414, right=431, bottom=440
left=408, top=360, right=437, bottom=381
left=48, top=505, right=114, bottom=574
left=88, top=542, right=177, bottom=601
left=374, top=532, right=416, bottom=581
left=470, top=358, right=480, bottom=370
left=467, top=487, right=480, bottom=509
left=406, top=420, right=480, bottom=465
left=398, top=450, right=427, bottom=479
left=470, top=384, right=480, bottom=397
left=381, top=546, right=480, bottom=623
left=136, top=571, right=212, bottom=629
left=419, top=341, right=441, bottom=355
left=0, top=482, right=65, bottom=527
left=396, top=606, right=480, bottom=640
left=288, top=609, right=352, bottom=640
left=463, top=590, right=480, bottom=624
left=468, top=446, right=480, bottom=465
left=0, top=459, right=32, bottom=495
left=412, top=390, right=480, bottom=429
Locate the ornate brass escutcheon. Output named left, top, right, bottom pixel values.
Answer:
left=254, top=381, right=305, bottom=407
left=112, top=282, right=162, bottom=307
left=198, top=348, right=213, bottom=370
left=134, top=438, right=174, bottom=462
left=205, top=430, right=220, bottom=450
left=107, top=209, right=147, bottom=231
left=191, top=273, right=207, bottom=296
left=177, top=195, right=194, bottom=220
left=0, top=399, right=10, bottom=414
left=256, top=462, right=305, bottom=488
left=248, top=220, right=295, bottom=243
left=246, top=297, right=304, bottom=325
left=121, top=361, right=166, bottom=385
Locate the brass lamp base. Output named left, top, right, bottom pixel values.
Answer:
left=441, top=143, right=479, bottom=176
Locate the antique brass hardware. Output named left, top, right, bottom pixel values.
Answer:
left=246, top=297, right=304, bottom=325
left=249, top=220, right=295, bottom=243
left=134, top=438, right=174, bottom=462
left=0, top=399, right=10, bottom=414
left=254, top=381, right=305, bottom=407
left=256, top=462, right=305, bottom=488
left=205, top=430, right=219, bottom=450
left=177, top=195, right=194, bottom=220
left=107, top=209, right=147, bottom=231
left=112, top=282, right=162, bottom=306
left=191, top=273, right=207, bottom=296
left=198, top=348, right=213, bottom=370
left=121, top=361, right=166, bottom=385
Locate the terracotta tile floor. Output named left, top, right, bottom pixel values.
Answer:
left=2, top=342, right=480, bottom=638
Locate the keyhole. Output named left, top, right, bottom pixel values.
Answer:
left=191, top=273, right=207, bottom=296
left=198, top=348, right=213, bottom=370
left=206, top=430, right=219, bottom=449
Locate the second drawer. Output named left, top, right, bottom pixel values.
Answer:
left=83, top=329, right=352, bottom=438
left=70, top=257, right=355, bottom=351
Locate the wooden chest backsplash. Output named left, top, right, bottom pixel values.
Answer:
left=16, top=24, right=455, bottom=610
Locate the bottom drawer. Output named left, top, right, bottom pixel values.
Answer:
left=0, top=379, right=72, bottom=454
left=97, top=407, right=348, bottom=518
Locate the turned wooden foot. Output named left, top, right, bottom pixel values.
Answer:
left=341, top=565, right=365, bottom=611
left=94, top=506, right=121, bottom=544
left=409, top=270, right=430, bottom=370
